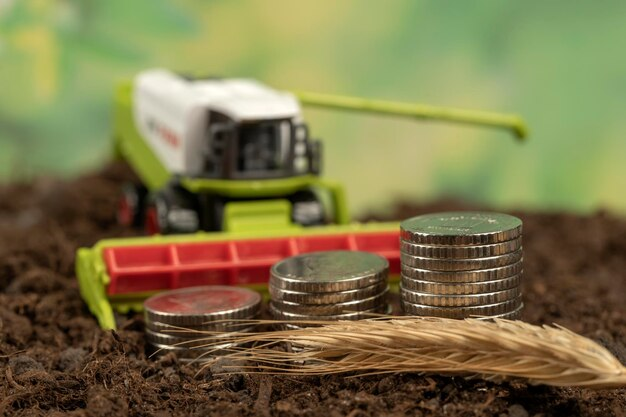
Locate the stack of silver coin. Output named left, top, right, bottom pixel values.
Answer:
left=269, top=251, right=389, bottom=328
left=399, top=211, right=523, bottom=319
left=143, top=286, right=261, bottom=359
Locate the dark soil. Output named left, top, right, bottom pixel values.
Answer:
left=0, top=162, right=624, bottom=417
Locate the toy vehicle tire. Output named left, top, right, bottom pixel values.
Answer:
left=144, top=187, right=200, bottom=235
left=117, top=183, right=147, bottom=228
left=290, top=190, right=326, bottom=226
left=200, top=195, right=226, bottom=232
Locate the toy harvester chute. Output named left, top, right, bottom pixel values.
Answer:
left=294, top=91, right=527, bottom=140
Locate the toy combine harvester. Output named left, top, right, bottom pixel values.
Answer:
left=77, top=69, right=527, bottom=329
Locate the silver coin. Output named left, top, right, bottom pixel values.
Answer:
left=144, top=286, right=262, bottom=326
left=270, top=281, right=388, bottom=304
left=148, top=341, right=214, bottom=354
left=274, top=322, right=310, bottom=331
left=273, top=305, right=393, bottom=329
left=400, top=286, right=521, bottom=307
left=455, top=304, right=524, bottom=320
left=270, top=251, right=388, bottom=293
left=146, top=317, right=258, bottom=336
left=147, top=341, right=233, bottom=361
left=401, top=250, right=522, bottom=271
left=401, top=261, right=523, bottom=283
left=269, top=302, right=387, bottom=321
left=401, top=296, right=522, bottom=319
left=401, top=273, right=522, bottom=295
left=489, top=303, right=524, bottom=320
left=271, top=289, right=388, bottom=315
left=145, top=327, right=255, bottom=348
left=400, top=238, right=521, bottom=259
left=400, top=212, right=522, bottom=245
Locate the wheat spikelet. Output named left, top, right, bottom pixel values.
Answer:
left=181, top=317, right=626, bottom=389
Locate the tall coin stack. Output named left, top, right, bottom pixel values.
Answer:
left=269, top=251, right=389, bottom=328
left=399, top=212, right=524, bottom=319
left=143, top=286, right=262, bottom=359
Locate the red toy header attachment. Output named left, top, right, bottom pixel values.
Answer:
left=76, top=223, right=401, bottom=329
left=104, top=231, right=400, bottom=295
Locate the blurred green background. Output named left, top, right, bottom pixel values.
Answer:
left=1, top=0, right=625, bottom=217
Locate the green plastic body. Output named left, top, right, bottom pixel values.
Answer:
left=111, top=81, right=350, bottom=228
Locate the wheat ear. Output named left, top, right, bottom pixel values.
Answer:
left=187, top=317, right=626, bottom=389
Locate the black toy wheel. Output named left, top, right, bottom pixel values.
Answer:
left=144, top=186, right=200, bottom=235
left=199, top=195, right=226, bottom=232
left=117, top=183, right=147, bottom=228
left=289, top=190, right=325, bottom=226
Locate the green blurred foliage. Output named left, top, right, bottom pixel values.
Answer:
left=1, top=0, right=625, bottom=216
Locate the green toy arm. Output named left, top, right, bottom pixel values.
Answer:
left=293, top=91, right=528, bottom=141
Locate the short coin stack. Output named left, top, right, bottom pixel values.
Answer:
left=400, top=212, right=524, bottom=319
left=269, top=251, right=389, bottom=328
left=143, top=286, right=262, bottom=359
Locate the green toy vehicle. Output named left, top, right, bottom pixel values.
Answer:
left=75, top=69, right=527, bottom=329
left=113, top=69, right=526, bottom=235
